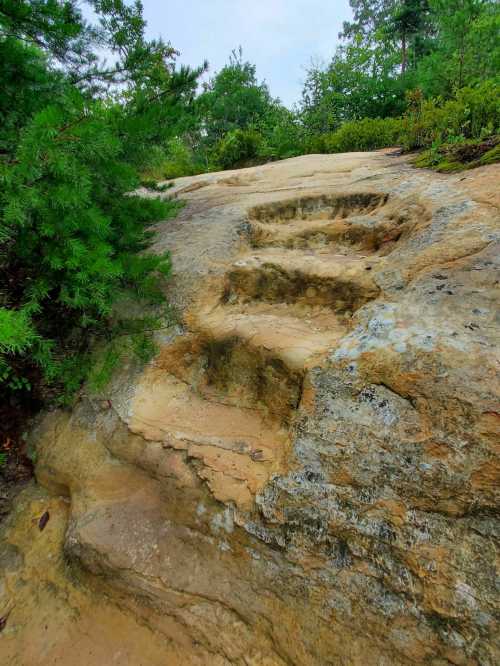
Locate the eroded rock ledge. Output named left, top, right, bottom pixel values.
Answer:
left=1, top=152, right=499, bottom=665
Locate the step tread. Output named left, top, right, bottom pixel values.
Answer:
left=232, top=249, right=378, bottom=279
left=199, top=303, right=347, bottom=369
left=129, top=373, right=287, bottom=458
left=250, top=214, right=381, bottom=247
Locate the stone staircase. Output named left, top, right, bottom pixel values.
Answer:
left=8, top=152, right=499, bottom=666
left=125, top=191, right=404, bottom=510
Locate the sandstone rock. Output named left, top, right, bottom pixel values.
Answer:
left=1, top=151, right=499, bottom=665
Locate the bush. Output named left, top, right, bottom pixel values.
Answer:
left=301, top=82, right=500, bottom=166
left=213, top=128, right=263, bottom=169
left=400, top=81, right=500, bottom=151
left=141, top=139, right=205, bottom=182
left=257, top=109, right=307, bottom=161
left=324, top=117, right=403, bottom=153
left=0, top=0, right=206, bottom=418
left=161, top=138, right=202, bottom=179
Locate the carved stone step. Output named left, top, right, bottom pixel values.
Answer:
left=226, top=249, right=380, bottom=311
left=198, top=303, right=347, bottom=371
left=249, top=213, right=405, bottom=251
left=127, top=373, right=289, bottom=509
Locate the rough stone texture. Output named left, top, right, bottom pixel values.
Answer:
left=1, top=151, right=499, bottom=665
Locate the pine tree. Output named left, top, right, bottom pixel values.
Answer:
left=386, top=0, right=431, bottom=74
left=0, top=1, right=200, bottom=406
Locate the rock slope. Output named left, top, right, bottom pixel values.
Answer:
left=1, top=151, right=499, bottom=665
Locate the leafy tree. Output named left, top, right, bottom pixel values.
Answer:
left=303, top=0, right=498, bottom=143
left=197, top=48, right=278, bottom=146
left=340, top=0, right=397, bottom=43
left=0, top=0, right=96, bottom=68
left=301, top=42, right=404, bottom=135
left=416, top=0, right=499, bottom=95
left=258, top=106, right=306, bottom=160
left=214, top=128, right=263, bottom=169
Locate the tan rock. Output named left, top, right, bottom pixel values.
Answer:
left=2, top=151, right=499, bottom=665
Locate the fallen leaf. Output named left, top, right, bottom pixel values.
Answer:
left=38, top=510, right=50, bottom=531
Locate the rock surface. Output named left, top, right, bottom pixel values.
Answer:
left=1, top=151, right=499, bottom=665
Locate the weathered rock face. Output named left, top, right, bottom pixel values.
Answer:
left=1, top=152, right=499, bottom=665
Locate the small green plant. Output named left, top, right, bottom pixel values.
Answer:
left=213, top=128, right=263, bottom=169
left=161, top=138, right=200, bottom=179
left=50, top=304, right=179, bottom=404
left=84, top=304, right=178, bottom=398
left=415, top=139, right=444, bottom=167
left=414, top=135, right=500, bottom=172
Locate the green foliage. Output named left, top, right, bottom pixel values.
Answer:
left=416, top=0, right=499, bottom=96
left=0, top=1, right=196, bottom=407
left=160, top=138, right=203, bottom=179
left=414, top=135, right=500, bottom=171
left=140, top=178, right=173, bottom=193
left=341, top=0, right=397, bottom=41
left=382, top=0, right=433, bottom=74
left=82, top=305, right=177, bottom=398
left=257, top=107, right=306, bottom=160
left=3, top=100, right=168, bottom=311
left=478, top=142, right=500, bottom=166
left=301, top=43, right=405, bottom=135
left=0, top=0, right=95, bottom=67
left=309, top=79, right=499, bottom=164
left=399, top=81, right=500, bottom=150
left=141, top=139, right=207, bottom=182
left=108, top=2, right=500, bottom=181
left=0, top=38, right=66, bottom=153
left=324, top=117, right=403, bottom=153
left=197, top=48, right=278, bottom=145
left=0, top=309, right=36, bottom=355
left=213, top=128, right=263, bottom=169
left=301, top=0, right=499, bottom=145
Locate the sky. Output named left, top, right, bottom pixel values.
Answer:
left=138, top=1, right=353, bottom=107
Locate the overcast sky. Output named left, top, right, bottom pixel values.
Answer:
left=138, top=1, right=353, bottom=107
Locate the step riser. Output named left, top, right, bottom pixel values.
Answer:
left=250, top=220, right=407, bottom=252
left=248, top=192, right=388, bottom=224
left=203, top=338, right=303, bottom=422
left=155, top=335, right=303, bottom=423
left=226, top=266, right=379, bottom=313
